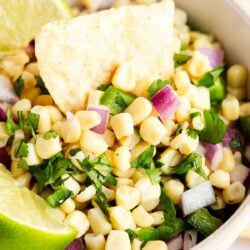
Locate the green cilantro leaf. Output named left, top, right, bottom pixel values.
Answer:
left=176, top=124, right=184, bottom=135
left=187, top=129, right=198, bottom=139
left=17, top=159, right=28, bottom=169
left=131, top=146, right=155, bottom=169
left=13, top=76, right=24, bottom=96
left=35, top=76, right=49, bottom=95
left=147, top=79, right=171, bottom=98
left=126, top=229, right=138, bottom=242
left=146, top=168, right=161, bottom=184
left=46, top=187, right=73, bottom=208
left=101, top=86, right=135, bottom=115
left=190, top=111, right=201, bottom=120
left=198, top=64, right=225, bottom=88
left=95, top=190, right=110, bottom=215
left=169, top=152, right=207, bottom=179
left=158, top=191, right=176, bottom=220
left=24, top=112, right=40, bottom=132
left=198, top=110, right=226, bottom=144
left=14, top=140, right=29, bottom=158
left=174, top=53, right=192, bottom=67
left=97, top=83, right=109, bottom=91
left=6, top=109, right=19, bottom=136
left=43, top=130, right=57, bottom=140
left=69, top=148, right=81, bottom=157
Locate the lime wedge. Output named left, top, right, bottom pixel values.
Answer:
left=0, top=166, right=76, bottom=250
left=0, top=0, right=72, bottom=56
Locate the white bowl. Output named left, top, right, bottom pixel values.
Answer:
left=175, top=0, right=250, bottom=249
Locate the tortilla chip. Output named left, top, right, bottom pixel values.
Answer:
left=35, top=0, right=175, bottom=113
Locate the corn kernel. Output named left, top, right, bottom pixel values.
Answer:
left=163, top=179, right=184, bottom=204
left=221, top=95, right=240, bottom=121
left=132, top=205, right=154, bottom=228
left=84, top=233, right=105, bottom=250
left=209, top=170, right=230, bottom=189
left=105, top=230, right=131, bottom=250
left=223, top=181, right=246, bottom=204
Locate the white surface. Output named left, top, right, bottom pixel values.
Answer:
left=228, top=238, right=250, bottom=250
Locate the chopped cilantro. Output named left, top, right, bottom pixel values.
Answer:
left=14, top=140, right=29, bottom=158
left=147, top=79, right=171, bottom=98
left=13, top=76, right=24, bottom=96
left=187, top=129, right=198, bottom=139
left=145, top=168, right=161, bottom=184
left=43, top=130, right=57, bottom=140
left=17, top=159, right=28, bottom=169
left=170, top=153, right=208, bottom=179
left=6, top=109, right=19, bottom=136
left=126, top=229, right=138, bottom=242
left=97, top=83, right=109, bottom=91
left=174, top=53, right=192, bottom=67
left=69, top=148, right=81, bottom=157
left=198, top=110, right=226, bottom=144
left=46, top=187, right=73, bottom=208
left=176, top=124, right=184, bottom=135
left=190, top=111, right=201, bottom=120
left=35, top=76, right=49, bottom=95
left=100, top=86, right=135, bottom=115
left=198, top=64, right=225, bottom=87
left=95, top=190, right=110, bottom=215
left=131, top=146, right=155, bottom=169
left=240, top=116, right=250, bottom=142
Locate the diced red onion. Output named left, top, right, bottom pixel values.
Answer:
left=150, top=85, right=180, bottom=122
left=88, top=105, right=109, bottom=134
left=66, top=239, right=85, bottom=250
left=183, top=230, right=198, bottom=250
left=196, top=143, right=206, bottom=155
left=199, top=48, right=224, bottom=68
left=0, top=107, right=6, bottom=122
left=222, top=129, right=244, bottom=150
left=0, top=74, right=18, bottom=103
left=0, top=147, right=11, bottom=168
left=202, top=142, right=223, bottom=170
left=230, top=163, right=250, bottom=184
left=167, top=234, right=183, bottom=250
left=181, top=181, right=216, bottom=216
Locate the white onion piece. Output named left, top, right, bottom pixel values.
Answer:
left=230, top=164, right=250, bottom=184
left=199, top=48, right=224, bottom=68
left=150, top=85, right=180, bottom=122
left=183, top=230, right=197, bottom=250
left=202, top=142, right=223, bottom=170
left=0, top=75, right=18, bottom=103
left=181, top=181, right=216, bottom=216
left=167, top=234, right=183, bottom=250
left=196, top=143, right=206, bottom=155
left=88, top=105, right=109, bottom=134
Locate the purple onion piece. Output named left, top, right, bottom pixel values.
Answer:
left=166, top=234, right=183, bottom=250
left=0, top=147, right=11, bottom=168
left=66, top=238, right=85, bottom=250
left=150, top=85, right=180, bottom=122
left=88, top=105, right=109, bottom=134
left=183, top=230, right=198, bottom=250
left=199, top=48, right=224, bottom=68
left=0, top=74, right=18, bottom=103
left=0, top=107, right=6, bottom=122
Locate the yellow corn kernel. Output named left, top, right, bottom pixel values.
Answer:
left=31, top=105, right=51, bottom=133
left=114, top=146, right=131, bottom=172
left=218, top=148, right=236, bottom=172
left=240, top=102, right=250, bottom=116
left=105, top=230, right=131, bottom=250
left=46, top=105, right=63, bottom=124
left=163, top=179, right=184, bottom=204
left=210, top=190, right=226, bottom=210
left=227, top=64, right=248, bottom=88
left=116, top=178, right=134, bottom=188
left=11, top=99, right=31, bottom=119
left=227, top=86, right=246, bottom=101
left=75, top=110, right=101, bottom=130
left=221, top=95, right=240, bottom=121
left=25, top=62, right=40, bottom=76
left=125, top=97, right=152, bottom=125
left=104, top=129, right=115, bottom=148
left=174, top=70, right=191, bottom=95
left=142, top=240, right=168, bottom=250
left=62, top=174, right=81, bottom=196
left=21, top=71, right=36, bottom=89
left=34, top=95, right=54, bottom=106
left=102, top=186, right=116, bottom=201
left=112, top=61, right=136, bottom=91
left=151, top=211, right=165, bottom=226
left=76, top=185, right=96, bottom=203
left=80, top=130, right=108, bottom=155
left=176, top=25, right=190, bottom=45
left=160, top=148, right=182, bottom=174
left=1, top=60, right=23, bottom=78
left=116, top=185, right=140, bottom=210
left=0, top=122, right=10, bottom=148
left=35, top=135, right=61, bottom=160
left=119, top=132, right=140, bottom=150
left=193, top=37, right=213, bottom=50
left=113, top=167, right=135, bottom=178
left=88, top=207, right=112, bottom=235
left=60, top=198, right=76, bottom=214
left=140, top=116, right=166, bottom=145
left=131, top=169, right=147, bottom=184
left=16, top=172, right=32, bottom=188
left=209, top=170, right=230, bottom=189
left=130, top=141, right=152, bottom=161
left=186, top=165, right=210, bottom=188
left=132, top=239, right=142, bottom=250
left=175, top=96, right=191, bottom=123
left=20, top=87, right=41, bottom=104
left=111, top=113, right=134, bottom=140
left=223, top=181, right=246, bottom=204
left=132, top=205, right=154, bottom=228
left=174, top=8, right=187, bottom=26
left=191, top=87, right=210, bottom=110
left=10, top=160, right=26, bottom=178
left=11, top=50, right=29, bottom=66
left=24, top=143, right=43, bottom=165
left=109, top=206, right=136, bottom=230
left=84, top=234, right=105, bottom=250
left=65, top=210, right=90, bottom=238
